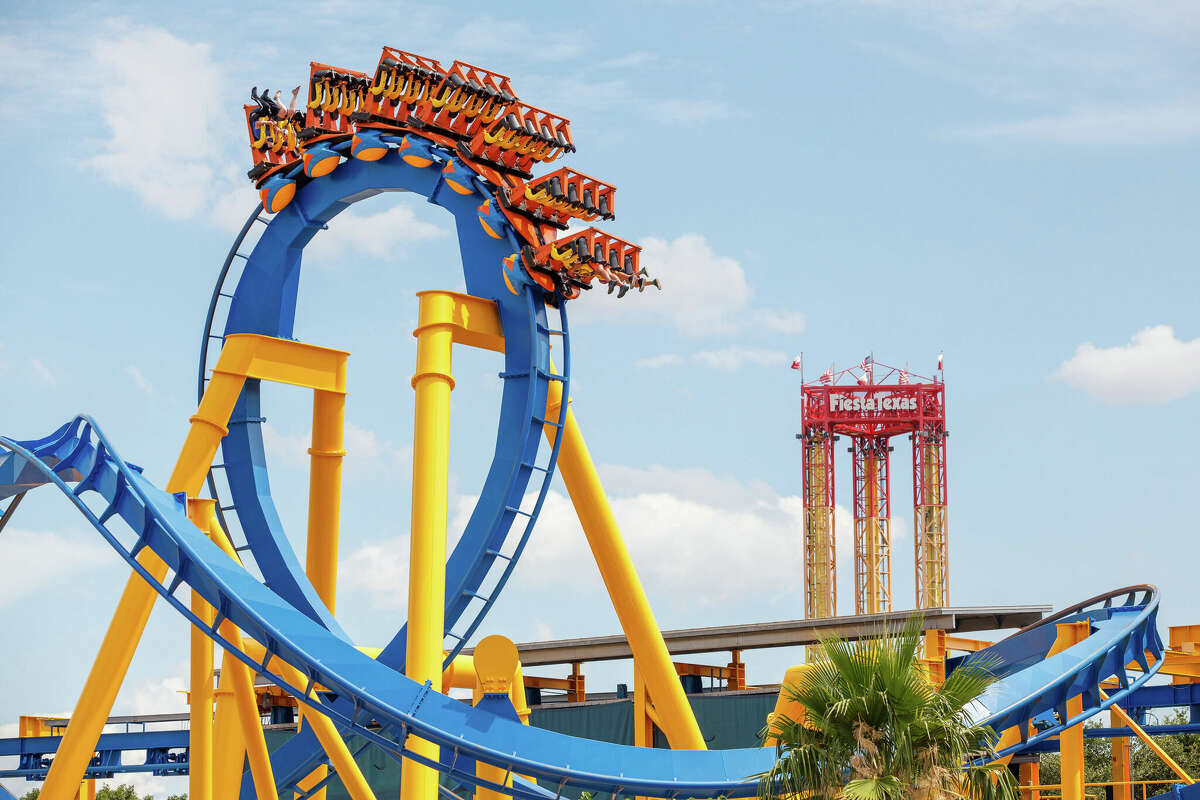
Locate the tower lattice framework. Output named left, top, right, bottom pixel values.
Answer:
left=799, top=360, right=947, bottom=621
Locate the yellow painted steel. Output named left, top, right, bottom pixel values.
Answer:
left=856, top=452, right=891, bottom=615
left=42, top=334, right=351, bottom=800
left=18, top=718, right=93, bottom=799
left=1049, top=622, right=1090, bottom=800
left=211, top=662, right=247, bottom=800
left=802, top=435, right=835, bottom=648
left=764, top=665, right=810, bottom=747
left=1099, top=689, right=1194, bottom=785
left=187, top=499, right=217, bottom=800
left=38, top=546, right=169, bottom=800
left=544, top=362, right=706, bottom=750
left=914, top=438, right=948, bottom=609
left=1111, top=707, right=1132, bottom=800
left=306, top=388, right=347, bottom=613
left=401, top=291, right=460, bottom=800
left=198, top=504, right=378, bottom=800
left=302, top=387, right=348, bottom=800
left=473, top=636, right=520, bottom=800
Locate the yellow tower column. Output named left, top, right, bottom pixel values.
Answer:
left=1111, top=707, right=1131, bottom=800
left=1051, top=622, right=1090, bottom=800
left=187, top=499, right=217, bottom=800
left=300, top=384, right=347, bottom=800
left=401, top=292, right=458, bottom=800
left=544, top=371, right=706, bottom=750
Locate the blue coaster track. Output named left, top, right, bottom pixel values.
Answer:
left=0, top=133, right=1169, bottom=798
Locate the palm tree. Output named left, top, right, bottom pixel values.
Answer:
left=758, top=616, right=1019, bottom=800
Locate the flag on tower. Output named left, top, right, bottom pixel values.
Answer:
left=819, top=368, right=833, bottom=384
left=898, top=369, right=910, bottom=385
left=791, top=354, right=803, bottom=370
left=937, top=352, right=944, bottom=371
left=860, top=355, right=872, bottom=370
left=856, top=371, right=869, bottom=386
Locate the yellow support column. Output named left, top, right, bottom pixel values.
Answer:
left=187, top=499, right=217, bottom=800
left=401, top=292, right=458, bottom=800
left=473, top=636, right=521, bottom=800
left=38, top=547, right=170, bottom=800
left=1112, top=707, right=1131, bottom=800
left=302, top=385, right=347, bottom=800
left=1050, top=622, right=1090, bottom=800
left=544, top=369, right=706, bottom=750
left=306, top=387, right=347, bottom=612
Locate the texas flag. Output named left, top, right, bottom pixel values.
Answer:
left=791, top=354, right=803, bottom=370
left=937, top=352, right=944, bottom=371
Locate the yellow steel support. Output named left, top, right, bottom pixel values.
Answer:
left=854, top=443, right=891, bottom=616
left=473, top=636, right=521, bottom=800
left=913, top=436, right=948, bottom=609
left=544, top=362, right=707, bottom=750
left=197, top=503, right=378, bottom=800
left=306, top=387, right=347, bottom=612
left=764, top=665, right=810, bottom=747
left=1050, top=621, right=1090, bottom=800
left=187, top=499, right=217, bottom=800
left=1019, top=756, right=1040, bottom=800
left=802, top=435, right=835, bottom=621
left=302, top=385, right=347, bottom=800
left=38, top=546, right=169, bottom=800
left=42, top=334, right=350, bottom=800
left=401, top=291, right=461, bottom=800
left=921, top=629, right=947, bottom=686
left=18, top=718, right=93, bottom=799
left=1111, top=707, right=1132, bottom=800
left=1099, top=689, right=1194, bottom=785
left=211, top=662, right=246, bottom=800
left=632, top=666, right=657, bottom=749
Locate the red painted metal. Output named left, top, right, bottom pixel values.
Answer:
left=800, top=361, right=947, bottom=615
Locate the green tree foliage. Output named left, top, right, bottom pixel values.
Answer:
left=16, top=784, right=186, bottom=800
left=757, top=616, right=1018, bottom=800
left=1039, top=710, right=1200, bottom=790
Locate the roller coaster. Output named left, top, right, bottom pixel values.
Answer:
left=1, top=46, right=1197, bottom=800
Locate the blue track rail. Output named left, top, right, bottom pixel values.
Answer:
left=0, top=136, right=1171, bottom=799
left=0, top=416, right=1169, bottom=798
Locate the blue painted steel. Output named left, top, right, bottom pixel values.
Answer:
left=1148, top=783, right=1200, bottom=800
left=0, top=418, right=1171, bottom=799
left=203, top=135, right=570, bottom=794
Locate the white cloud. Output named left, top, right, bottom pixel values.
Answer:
left=84, top=25, right=243, bottom=222
left=29, top=359, right=55, bottom=389
left=970, top=102, right=1200, bottom=144
left=799, top=0, right=1200, bottom=34
left=262, top=422, right=412, bottom=477
left=1052, top=324, right=1200, bottom=404
left=0, top=528, right=111, bottom=607
left=635, top=354, right=686, bottom=369
left=572, top=234, right=806, bottom=339
left=487, top=467, right=808, bottom=608
left=124, top=365, right=152, bottom=394
left=639, top=346, right=790, bottom=371
left=339, top=535, right=411, bottom=610
left=304, top=204, right=448, bottom=267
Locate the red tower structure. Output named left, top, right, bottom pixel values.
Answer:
left=799, top=359, right=948, bottom=620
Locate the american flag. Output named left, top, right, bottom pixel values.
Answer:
left=819, top=368, right=833, bottom=384
left=898, top=369, right=910, bottom=385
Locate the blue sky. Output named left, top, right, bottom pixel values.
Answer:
left=2, top=0, right=1198, bottom=795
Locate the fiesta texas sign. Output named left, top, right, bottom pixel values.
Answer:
left=829, top=393, right=918, bottom=413
left=801, top=383, right=946, bottom=431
